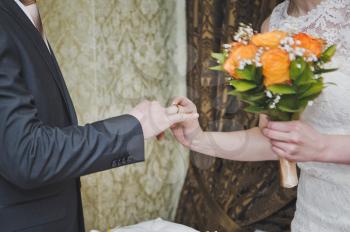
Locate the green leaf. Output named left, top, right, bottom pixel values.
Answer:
left=237, top=91, right=266, bottom=106
left=245, top=91, right=266, bottom=101
left=299, top=81, right=324, bottom=99
left=299, top=94, right=320, bottom=108
left=267, top=84, right=296, bottom=95
left=314, top=68, right=338, bottom=75
left=235, top=65, right=256, bottom=81
left=325, top=82, right=337, bottom=86
left=211, top=53, right=226, bottom=64
left=295, top=64, right=316, bottom=85
left=209, top=65, right=224, bottom=71
left=290, top=57, right=306, bottom=80
left=229, top=80, right=257, bottom=92
left=320, top=45, right=337, bottom=63
left=244, top=105, right=266, bottom=113
left=297, top=83, right=312, bottom=94
left=277, top=95, right=304, bottom=113
left=268, top=110, right=292, bottom=121
left=255, top=67, right=263, bottom=83
left=228, top=90, right=240, bottom=96
left=241, top=99, right=256, bottom=105
left=278, top=105, right=304, bottom=113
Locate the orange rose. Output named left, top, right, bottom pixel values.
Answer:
left=251, top=31, right=287, bottom=48
left=261, top=48, right=291, bottom=86
left=223, top=43, right=258, bottom=78
left=293, top=33, right=325, bottom=57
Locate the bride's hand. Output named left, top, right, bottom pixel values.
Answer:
left=262, top=120, right=329, bottom=162
left=170, top=97, right=203, bottom=148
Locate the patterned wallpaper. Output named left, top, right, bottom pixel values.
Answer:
left=38, top=0, right=188, bottom=230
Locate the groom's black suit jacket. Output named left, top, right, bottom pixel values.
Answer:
left=0, top=0, right=145, bottom=231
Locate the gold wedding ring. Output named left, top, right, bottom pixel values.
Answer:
left=172, top=103, right=180, bottom=114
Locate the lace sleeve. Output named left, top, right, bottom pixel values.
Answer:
left=299, top=1, right=350, bottom=58
left=269, top=0, right=350, bottom=59
left=337, top=6, right=350, bottom=58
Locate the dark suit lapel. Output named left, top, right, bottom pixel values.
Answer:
left=48, top=44, right=78, bottom=125
left=0, top=0, right=78, bottom=125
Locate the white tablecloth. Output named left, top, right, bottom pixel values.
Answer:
left=90, top=218, right=269, bottom=232
left=102, top=218, right=199, bottom=232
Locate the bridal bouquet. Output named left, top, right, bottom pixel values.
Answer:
left=211, top=24, right=337, bottom=188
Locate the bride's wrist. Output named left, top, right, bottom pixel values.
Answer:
left=191, top=127, right=204, bottom=144
left=317, top=134, right=333, bottom=163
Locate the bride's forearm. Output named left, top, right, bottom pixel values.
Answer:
left=190, top=127, right=278, bottom=161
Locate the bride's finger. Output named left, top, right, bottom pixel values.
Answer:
left=267, top=121, right=297, bottom=132
left=166, top=105, right=180, bottom=115
left=165, top=105, right=194, bottom=115
left=172, top=97, right=197, bottom=111
left=263, top=128, right=290, bottom=142
left=259, top=114, right=269, bottom=128
left=271, top=146, right=294, bottom=161
left=168, top=112, right=199, bottom=124
left=172, top=96, right=192, bottom=107
left=171, top=126, right=190, bottom=147
left=271, top=140, right=298, bottom=155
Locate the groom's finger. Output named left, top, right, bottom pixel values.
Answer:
left=168, top=113, right=199, bottom=124
left=156, top=132, right=165, bottom=141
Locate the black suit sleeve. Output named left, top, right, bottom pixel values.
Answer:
left=0, top=25, right=144, bottom=189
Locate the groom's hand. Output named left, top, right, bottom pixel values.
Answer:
left=129, top=100, right=199, bottom=139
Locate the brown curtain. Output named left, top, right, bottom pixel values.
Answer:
left=175, top=1, right=297, bottom=231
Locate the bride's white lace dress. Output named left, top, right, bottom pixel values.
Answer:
left=269, top=0, right=350, bottom=231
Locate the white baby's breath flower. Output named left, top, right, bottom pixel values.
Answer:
left=273, top=95, right=281, bottom=104
left=238, top=59, right=253, bottom=69
left=265, top=90, right=273, bottom=98
left=238, top=61, right=246, bottom=70
left=223, top=44, right=232, bottom=49
left=306, top=54, right=318, bottom=62
left=276, top=95, right=281, bottom=101
left=289, top=53, right=296, bottom=61
left=234, top=23, right=254, bottom=43
left=294, top=47, right=305, bottom=57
